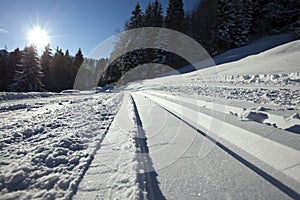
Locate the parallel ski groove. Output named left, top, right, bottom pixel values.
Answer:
left=143, top=94, right=300, bottom=199
left=130, top=95, right=165, bottom=200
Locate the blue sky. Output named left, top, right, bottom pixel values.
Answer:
left=0, top=0, right=198, bottom=56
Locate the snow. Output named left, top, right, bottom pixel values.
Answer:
left=121, top=39, right=300, bottom=197
left=137, top=91, right=300, bottom=181
left=173, top=33, right=296, bottom=74
left=130, top=92, right=298, bottom=199
left=212, top=33, right=296, bottom=65
left=74, top=93, right=141, bottom=199
left=0, top=92, right=59, bottom=101
left=146, top=90, right=300, bottom=134
left=1, top=38, right=300, bottom=199
left=0, top=93, right=121, bottom=199
left=184, top=39, right=300, bottom=80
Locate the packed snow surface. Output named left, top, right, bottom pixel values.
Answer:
left=1, top=38, right=299, bottom=199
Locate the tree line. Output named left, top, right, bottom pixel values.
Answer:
left=0, top=44, right=109, bottom=92
left=0, top=45, right=86, bottom=92
left=101, top=0, right=299, bottom=85
left=1, top=0, right=299, bottom=91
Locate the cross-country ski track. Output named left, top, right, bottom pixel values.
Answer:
left=74, top=91, right=300, bottom=199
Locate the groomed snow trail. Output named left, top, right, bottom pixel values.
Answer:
left=74, top=93, right=164, bottom=199
left=74, top=93, right=141, bottom=199
left=130, top=92, right=300, bottom=199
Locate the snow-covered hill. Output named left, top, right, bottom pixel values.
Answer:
left=188, top=39, right=300, bottom=78
left=174, top=33, right=296, bottom=74
left=136, top=39, right=300, bottom=107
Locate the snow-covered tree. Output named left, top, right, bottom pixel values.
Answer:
left=252, top=0, right=300, bottom=35
left=231, top=0, right=253, bottom=47
left=10, top=45, right=43, bottom=92
left=213, top=0, right=253, bottom=53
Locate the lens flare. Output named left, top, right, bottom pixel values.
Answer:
left=27, top=26, right=49, bottom=48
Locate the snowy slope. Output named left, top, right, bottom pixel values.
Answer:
left=175, top=33, right=296, bottom=74
left=136, top=40, right=300, bottom=108
left=187, top=39, right=300, bottom=78
left=212, top=33, right=296, bottom=65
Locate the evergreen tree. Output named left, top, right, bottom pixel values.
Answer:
left=152, top=0, right=164, bottom=27
left=252, top=0, right=300, bottom=35
left=117, top=3, right=146, bottom=76
left=144, top=3, right=154, bottom=27
left=231, top=0, right=253, bottom=47
left=40, top=44, right=53, bottom=90
left=283, top=0, right=300, bottom=33
left=10, top=45, right=43, bottom=92
left=144, top=0, right=163, bottom=27
left=126, top=3, right=144, bottom=30
left=65, top=49, right=70, bottom=57
left=63, top=49, right=75, bottom=89
left=190, top=0, right=218, bottom=52
left=49, top=47, right=66, bottom=91
left=0, top=50, right=9, bottom=91
left=212, top=0, right=253, bottom=54
left=165, top=0, right=186, bottom=33
left=73, top=48, right=84, bottom=69
left=6, top=48, right=22, bottom=90
left=213, top=0, right=235, bottom=52
left=252, top=0, right=269, bottom=35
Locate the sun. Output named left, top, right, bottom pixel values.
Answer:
left=27, top=26, right=49, bottom=49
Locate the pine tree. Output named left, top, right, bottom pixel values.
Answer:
left=144, top=0, right=163, bottom=27
left=49, top=47, right=66, bottom=91
left=165, top=0, right=186, bottom=33
left=214, top=0, right=235, bottom=52
left=64, top=49, right=75, bottom=89
left=118, top=3, right=146, bottom=76
left=212, top=0, right=253, bottom=54
left=252, top=0, right=300, bottom=35
left=144, top=3, right=153, bottom=27
left=65, top=49, right=70, bottom=57
left=73, top=48, right=83, bottom=69
left=7, top=48, right=22, bottom=90
left=190, top=0, right=218, bottom=52
left=0, top=50, right=9, bottom=91
left=252, top=0, right=268, bottom=35
left=152, top=0, right=164, bottom=27
left=126, top=3, right=144, bottom=30
left=40, top=44, right=53, bottom=90
left=231, top=0, right=253, bottom=47
left=10, top=45, right=43, bottom=92
left=283, top=0, right=300, bottom=33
